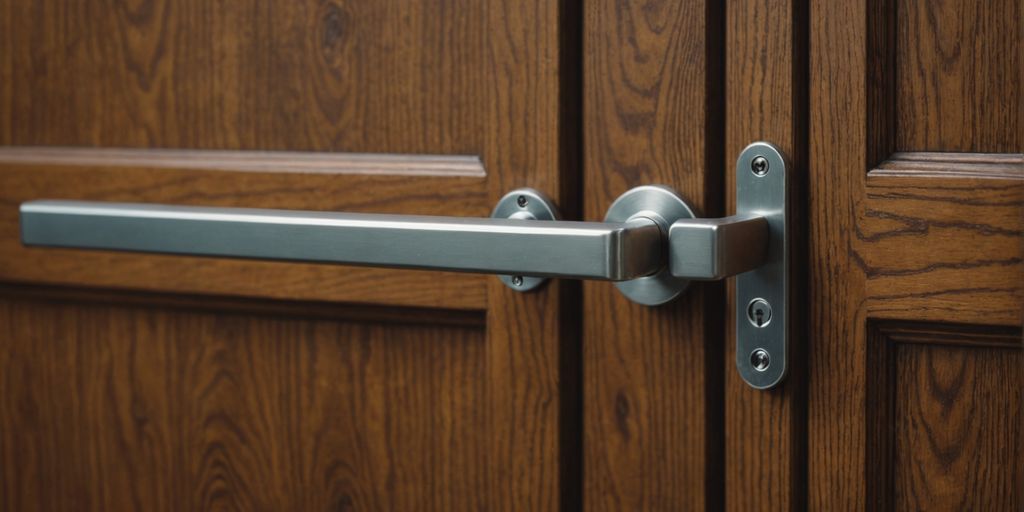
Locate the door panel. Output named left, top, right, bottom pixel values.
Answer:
left=1, top=0, right=579, bottom=509
left=868, top=322, right=1022, bottom=511
left=0, top=289, right=487, bottom=510
left=809, top=0, right=1022, bottom=510
left=0, top=0, right=489, bottom=153
left=895, top=0, right=1020, bottom=152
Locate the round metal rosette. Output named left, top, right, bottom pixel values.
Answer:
left=605, top=185, right=695, bottom=305
left=491, top=188, right=560, bottom=292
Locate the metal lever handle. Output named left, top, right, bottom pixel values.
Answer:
left=19, top=187, right=765, bottom=295
left=19, top=142, right=785, bottom=310
left=19, top=141, right=789, bottom=389
left=19, top=189, right=665, bottom=283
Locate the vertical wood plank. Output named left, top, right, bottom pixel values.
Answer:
left=807, top=0, right=873, bottom=506
left=583, top=0, right=724, bottom=509
left=725, top=0, right=806, bottom=510
left=484, top=0, right=579, bottom=509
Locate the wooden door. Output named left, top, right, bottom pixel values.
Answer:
left=807, top=0, right=1022, bottom=509
left=0, top=1, right=580, bottom=509
left=3, top=0, right=1020, bottom=510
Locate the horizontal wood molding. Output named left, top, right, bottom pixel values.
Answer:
left=859, top=153, right=1024, bottom=326
left=872, top=152, right=1024, bottom=180
left=875, top=320, right=1023, bottom=349
left=0, top=147, right=487, bottom=177
left=0, top=154, right=490, bottom=310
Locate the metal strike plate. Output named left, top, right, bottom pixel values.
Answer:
left=735, top=142, right=789, bottom=389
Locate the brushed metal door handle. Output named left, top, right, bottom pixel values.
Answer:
left=20, top=187, right=763, bottom=298
left=19, top=142, right=789, bottom=388
left=20, top=190, right=664, bottom=285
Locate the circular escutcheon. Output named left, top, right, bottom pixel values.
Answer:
left=604, top=185, right=696, bottom=306
left=491, top=188, right=560, bottom=292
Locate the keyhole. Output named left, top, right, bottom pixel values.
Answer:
left=746, top=298, right=772, bottom=328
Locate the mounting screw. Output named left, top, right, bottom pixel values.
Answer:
left=750, top=349, right=771, bottom=372
left=511, top=275, right=524, bottom=286
left=750, top=156, right=769, bottom=176
left=746, top=298, right=772, bottom=328
left=516, top=195, right=529, bottom=208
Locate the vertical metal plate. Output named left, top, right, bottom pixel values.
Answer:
left=735, top=142, right=788, bottom=389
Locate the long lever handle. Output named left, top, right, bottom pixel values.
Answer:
left=20, top=186, right=769, bottom=292
left=20, top=193, right=664, bottom=282
left=18, top=141, right=789, bottom=389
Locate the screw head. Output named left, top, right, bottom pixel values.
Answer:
left=750, top=349, right=771, bottom=372
left=511, top=275, right=524, bottom=286
left=516, top=195, right=529, bottom=208
left=750, top=156, right=769, bottom=176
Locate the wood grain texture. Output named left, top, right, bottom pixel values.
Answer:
left=0, top=158, right=489, bottom=310
left=583, top=0, right=723, bottom=509
left=867, top=322, right=1023, bottom=512
left=724, top=0, right=806, bottom=509
left=896, top=0, right=1022, bottom=152
left=0, top=0, right=489, bottom=154
left=483, top=0, right=579, bottom=509
left=0, top=292, right=488, bottom=511
left=809, top=0, right=1023, bottom=508
left=1, top=0, right=580, bottom=509
left=862, top=156, right=1024, bottom=326
left=0, top=0, right=503, bottom=310
left=809, top=0, right=898, bottom=506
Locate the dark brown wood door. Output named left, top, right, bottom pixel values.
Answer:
left=0, top=1, right=580, bottom=509
left=807, top=0, right=1022, bottom=509
left=3, top=0, right=1020, bottom=510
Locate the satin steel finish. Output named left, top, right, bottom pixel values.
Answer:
left=604, top=185, right=695, bottom=306
left=669, top=214, right=768, bottom=280
left=20, top=199, right=664, bottom=282
left=734, top=142, right=789, bottom=389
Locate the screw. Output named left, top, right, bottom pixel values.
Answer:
left=750, top=156, right=769, bottom=176
left=746, top=298, right=772, bottom=328
left=516, top=195, right=529, bottom=208
left=511, top=275, right=524, bottom=286
left=750, top=349, right=771, bottom=372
